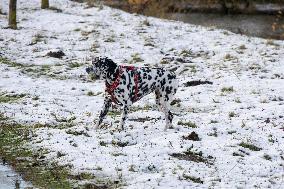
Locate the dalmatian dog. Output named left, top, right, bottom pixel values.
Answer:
left=86, top=57, right=181, bottom=131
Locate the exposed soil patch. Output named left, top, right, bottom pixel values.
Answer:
left=171, top=149, right=213, bottom=165
left=184, top=80, right=213, bottom=87
left=46, top=50, right=65, bottom=59
left=182, top=131, right=200, bottom=141
left=128, top=116, right=158, bottom=122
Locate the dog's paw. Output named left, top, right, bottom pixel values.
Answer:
left=94, top=123, right=100, bottom=130
left=164, top=124, right=174, bottom=131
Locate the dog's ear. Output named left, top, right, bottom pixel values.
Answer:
left=92, top=57, right=99, bottom=65
left=106, top=58, right=117, bottom=75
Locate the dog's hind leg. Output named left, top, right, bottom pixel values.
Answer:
left=155, top=90, right=163, bottom=112
left=160, top=95, right=174, bottom=131
left=119, top=106, right=129, bottom=130
left=95, top=97, right=112, bottom=130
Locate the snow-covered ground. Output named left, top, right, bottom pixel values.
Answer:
left=1, top=0, right=284, bottom=188
left=0, top=160, right=32, bottom=189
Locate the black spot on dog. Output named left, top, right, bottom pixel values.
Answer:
left=166, top=87, right=172, bottom=94
left=168, top=74, right=176, bottom=80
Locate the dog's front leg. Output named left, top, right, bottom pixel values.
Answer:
left=95, top=97, right=112, bottom=130
left=119, top=106, right=129, bottom=130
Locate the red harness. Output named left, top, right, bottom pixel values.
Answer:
left=106, top=65, right=139, bottom=104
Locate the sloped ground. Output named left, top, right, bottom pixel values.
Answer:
left=0, top=0, right=284, bottom=188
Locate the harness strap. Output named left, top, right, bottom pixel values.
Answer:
left=134, top=73, right=139, bottom=101
left=106, top=65, right=139, bottom=104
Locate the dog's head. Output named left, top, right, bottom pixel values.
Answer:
left=86, top=57, right=117, bottom=80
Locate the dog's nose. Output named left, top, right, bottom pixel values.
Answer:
left=86, top=67, right=91, bottom=73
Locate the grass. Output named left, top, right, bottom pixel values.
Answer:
left=238, top=44, right=247, bottom=50
left=130, top=105, right=152, bottom=112
left=104, top=35, right=116, bottom=42
left=81, top=30, right=96, bottom=36
left=128, top=165, right=136, bottom=172
left=32, top=96, right=40, bottom=101
left=249, top=63, right=262, bottom=70
left=235, top=98, right=241, bottom=103
left=263, top=154, right=272, bottom=161
left=107, top=110, right=121, bottom=117
left=239, top=142, right=262, bottom=151
left=49, top=6, right=63, bottom=13
left=0, top=56, right=27, bottom=68
left=229, top=111, right=236, bottom=118
left=87, top=91, right=102, bottom=96
left=0, top=113, right=8, bottom=121
left=210, top=120, right=218, bottom=124
left=228, top=130, right=237, bottom=134
left=232, top=152, right=244, bottom=157
left=268, top=134, right=275, bottom=143
left=112, top=152, right=126, bottom=157
left=0, top=56, right=72, bottom=81
left=74, top=172, right=95, bottom=180
left=224, top=54, right=236, bottom=61
left=87, top=91, right=95, bottom=96
left=180, top=49, right=192, bottom=57
left=22, top=65, right=52, bottom=76
left=0, top=117, right=114, bottom=188
left=111, top=140, right=129, bottom=147
left=266, top=39, right=280, bottom=47
left=208, top=127, right=218, bottom=137
left=30, top=33, right=46, bottom=45
left=182, top=173, right=203, bottom=184
left=66, top=129, right=90, bottom=137
left=144, top=42, right=155, bottom=47
left=171, top=147, right=213, bottom=165
left=160, top=59, right=170, bottom=64
left=128, top=116, right=157, bottom=122
left=68, top=62, right=82, bottom=68
left=51, top=113, right=76, bottom=123
left=170, top=99, right=181, bottom=106
left=0, top=57, right=59, bottom=78
left=221, top=86, right=234, bottom=93
left=188, top=65, right=197, bottom=73
left=91, top=42, right=100, bottom=52
left=177, top=121, right=197, bottom=128
left=0, top=122, right=73, bottom=188
left=142, top=19, right=151, bottom=26
left=99, top=141, right=107, bottom=146
left=0, top=92, right=26, bottom=103
left=129, top=53, right=144, bottom=64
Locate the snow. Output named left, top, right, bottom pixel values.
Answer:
left=1, top=0, right=284, bottom=188
left=0, top=160, right=32, bottom=189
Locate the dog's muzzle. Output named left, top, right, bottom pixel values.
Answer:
left=86, top=67, right=92, bottom=74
